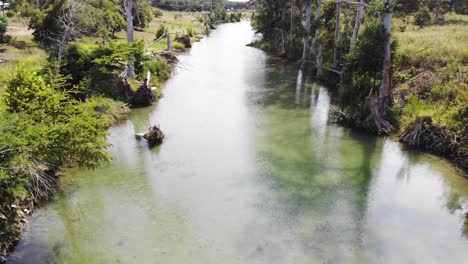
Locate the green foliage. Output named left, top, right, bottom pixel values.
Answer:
left=2, top=66, right=110, bottom=170
left=102, top=9, right=126, bottom=38
left=228, top=12, right=242, bottom=22
left=143, top=59, right=170, bottom=85
left=394, top=0, right=419, bottom=15
left=81, top=97, right=128, bottom=127
left=173, top=41, right=185, bottom=49
left=0, top=16, right=10, bottom=44
left=5, top=10, right=15, bottom=18
left=343, top=18, right=388, bottom=103
left=153, top=8, right=163, bottom=18
left=60, top=41, right=148, bottom=100
left=155, top=24, right=167, bottom=39
left=187, top=27, right=194, bottom=37
left=205, top=23, right=211, bottom=35
left=133, top=0, right=154, bottom=28
left=414, top=7, right=432, bottom=27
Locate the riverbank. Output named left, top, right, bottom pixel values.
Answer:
left=249, top=13, right=467, bottom=174
left=0, top=10, right=212, bottom=262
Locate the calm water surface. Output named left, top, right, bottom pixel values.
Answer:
left=8, top=21, right=468, bottom=264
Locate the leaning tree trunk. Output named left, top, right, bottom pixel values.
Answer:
left=349, top=0, right=364, bottom=53
left=333, top=0, right=341, bottom=69
left=124, top=0, right=134, bottom=79
left=302, top=0, right=312, bottom=61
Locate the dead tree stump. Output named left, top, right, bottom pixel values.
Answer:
left=143, top=125, right=165, bottom=146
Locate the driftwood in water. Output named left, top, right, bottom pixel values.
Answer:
left=130, top=72, right=156, bottom=107
left=143, top=125, right=165, bottom=146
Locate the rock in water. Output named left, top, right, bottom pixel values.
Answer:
left=143, top=125, right=165, bottom=146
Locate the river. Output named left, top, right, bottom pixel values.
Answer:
left=8, top=21, right=468, bottom=264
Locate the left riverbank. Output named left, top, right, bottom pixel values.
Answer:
left=0, top=9, right=216, bottom=262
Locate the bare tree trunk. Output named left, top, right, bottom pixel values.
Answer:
left=310, top=0, right=323, bottom=77
left=57, top=30, right=71, bottom=67
left=124, top=0, right=134, bottom=79
left=316, top=44, right=323, bottom=77
left=125, top=0, right=134, bottom=43
left=435, top=0, right=441, bottom=20
left=55, top=0, right=87, bottom=72
left=310, top=0, right=322, bottom=56
left=166, top=34, right=172, bottom=50
left=333, top=0, right=341, bottom=68
left=349, top=0, right=364, bottom=53
left=289, top=0, right=295, bottom=50
left=302, top=0, right=312, bottom=61
left=379, top=0, right=393, bottom=99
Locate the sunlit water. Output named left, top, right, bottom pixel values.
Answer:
left=8, top=21, right=468, bottom=264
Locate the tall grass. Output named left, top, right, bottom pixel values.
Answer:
left=394, top=14, right=468, bottom=135
left=395, top=14, right=468, bottom=68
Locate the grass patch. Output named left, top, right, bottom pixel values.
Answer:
left=394, top=14, right=468, bottom=136
left=0, top=40, right=47, bottom=88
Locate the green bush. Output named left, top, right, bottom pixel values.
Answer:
left=143, top=59, right=170, bottom=85
left=173, top=41, right=185, bottom=49
left=187, top=27, right=194, bottom=37
left=414, top=7, right=432, bottom=27
left=2, top=66, right=110, bottom=170
left=60, top=41, right=148, bottom=100
left=153, top=8, right=163, bottom=18
left=0, top=16, right=9, bottom=44
left=155, top=24, right=167, bottom=39
left=6, top=10, right=15, bottom=18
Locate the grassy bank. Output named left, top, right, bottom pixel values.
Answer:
left=393, top=13, right=467, bottom=172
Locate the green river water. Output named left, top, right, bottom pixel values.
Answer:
left=8, top=21, right=468, bottom=264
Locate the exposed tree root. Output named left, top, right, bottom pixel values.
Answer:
left=400, top=116, right=468, bottom=172
left=362, top=96, right=394, bottom=135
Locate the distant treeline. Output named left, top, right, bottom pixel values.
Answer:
left=153, top=0, right=251, bottom=11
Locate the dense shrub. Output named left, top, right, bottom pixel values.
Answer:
left=155, top=24, right=167, bottom=39
left=60, top=41, right=147, bottom=100
left=414, top=7, right=432, bottom=27
left=0, top=16, right=10, bottom=44
left=153, top=8, right=163, bottom=18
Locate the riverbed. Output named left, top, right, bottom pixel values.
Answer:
left=8, top=21, right=468, bottom=264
